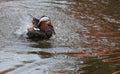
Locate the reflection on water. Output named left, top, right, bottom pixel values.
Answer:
left=0, top=0, right=120, bottom=74
left=59, top=0, right=120, bottom=74
left=27, top=40, right=53, bottom=48
left=28, top=51, right=53, bottom=58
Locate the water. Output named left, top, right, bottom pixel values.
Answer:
left=0, top=0, right=120, bottom=74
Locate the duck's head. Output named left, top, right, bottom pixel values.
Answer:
left=32, top=18, right=39, bottom=27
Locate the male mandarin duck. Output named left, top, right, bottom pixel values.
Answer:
left=27, top=16, right=55, bottom=39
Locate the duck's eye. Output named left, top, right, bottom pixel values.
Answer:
left=32, top=20, right=36, bottom=24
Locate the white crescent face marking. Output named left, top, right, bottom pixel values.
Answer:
left=40, top=17, right=50, bottom=22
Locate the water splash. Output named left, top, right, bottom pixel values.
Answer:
left=14, top=14, right=32, bottom=38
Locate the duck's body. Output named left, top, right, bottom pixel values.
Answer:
left=27, top=16, right=55, bottom=40
left=27, top=30, right=52, bottom=39
left=27, top=24, right=54, bottom=39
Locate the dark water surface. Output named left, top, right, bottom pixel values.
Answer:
left=0, top=0, right=120, bottom=74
